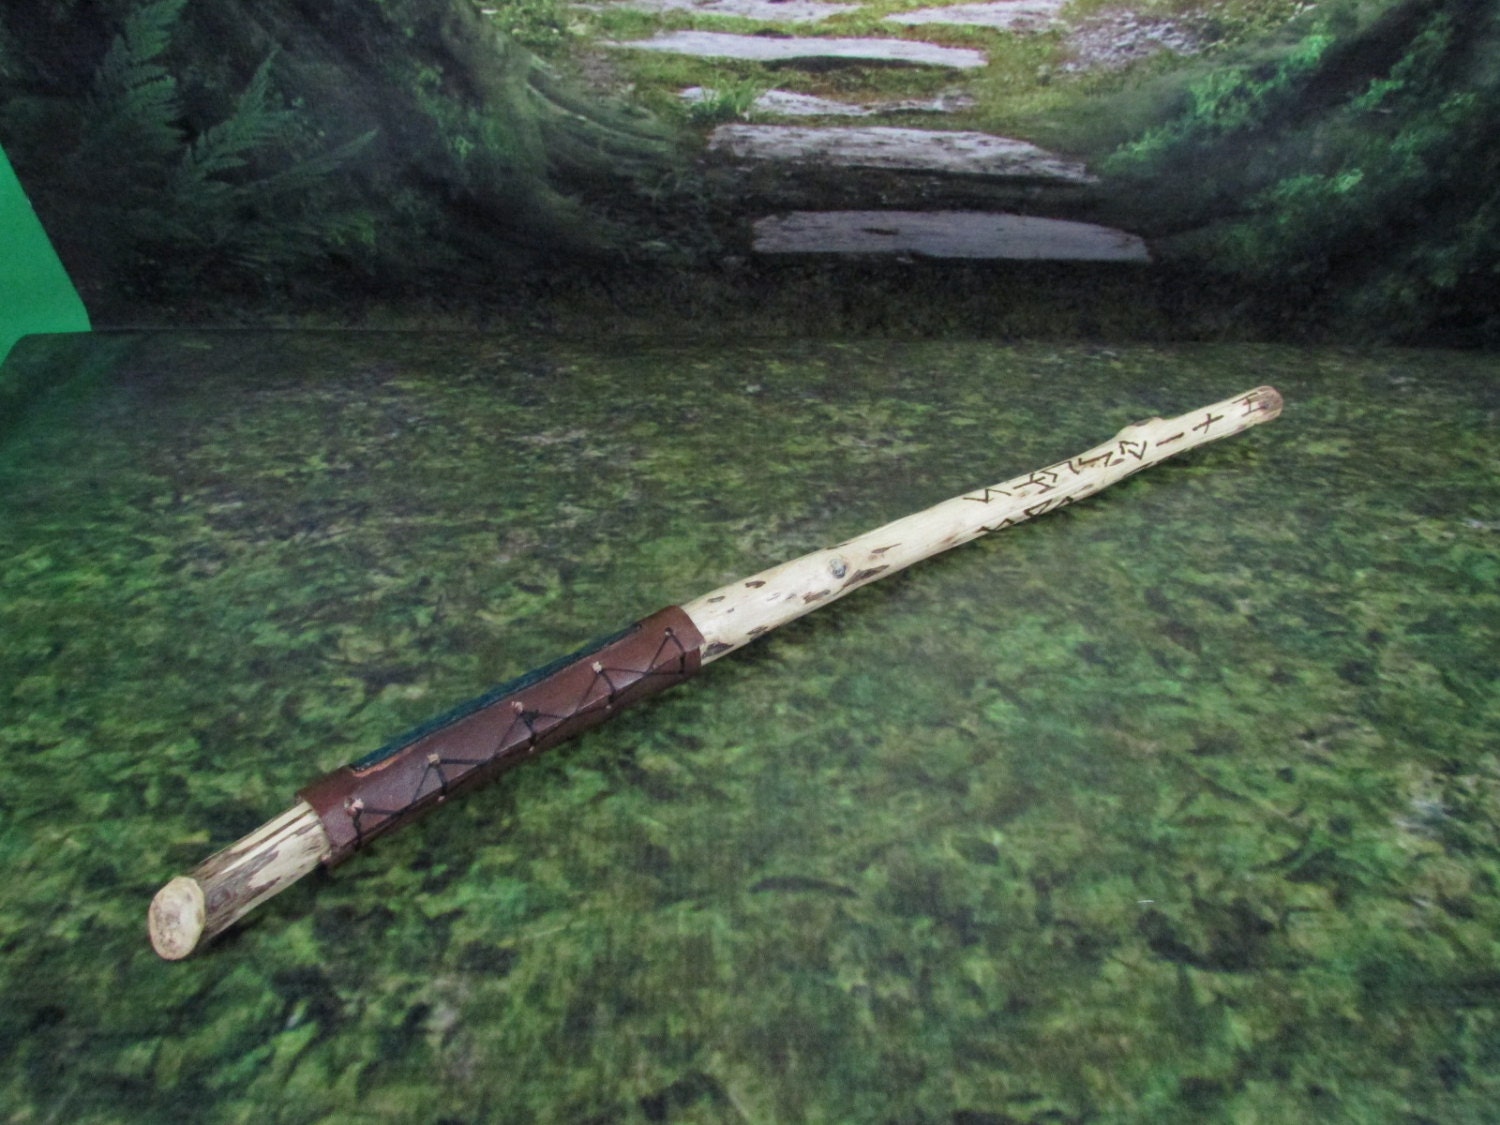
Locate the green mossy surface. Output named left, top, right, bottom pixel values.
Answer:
left=1, top=332, right=1498, bottom=1122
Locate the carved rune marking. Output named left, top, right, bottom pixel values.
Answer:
left=964, top=486, right=1013, bottom=504
left=1015, top=468, right=1059, bottom=495
left=1118, top=440, right=1148, bottom=461
left=1155, top=432, right=1185, bottom=447
left=1192, top=411, right=1224, bottom=434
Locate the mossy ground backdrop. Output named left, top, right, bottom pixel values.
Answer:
left=1, top=332, right=1497, bottom=1122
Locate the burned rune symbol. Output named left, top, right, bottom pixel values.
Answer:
left=1118, top=439, right=1148, bottom=461
left=965, top=486, right=1013, bottom=503
left=1024, top=495, right=1074, bottom=520
left=1017, top=468, right=1060, bottom=495
left=1192, top=411, right=1224, bottom=434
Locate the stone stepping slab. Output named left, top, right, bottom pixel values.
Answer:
left=709, top=125, right=1097, bottom=183
left=681, top=87, right=976, bottom=116
left=582, top=0, right=860, bottom=21
left=608, top=31, right=988, bottom=68
left=885, top=0, right=1068, bottom=31
left=751, top=210, right=1152, bottom=260
left=1063, top=12, right=1208, bottom=72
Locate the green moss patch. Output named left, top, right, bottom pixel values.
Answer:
left=2, top=331, right=1497, bottom=1121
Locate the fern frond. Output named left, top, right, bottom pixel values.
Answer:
left=86, top=0, right=189, bottom=166
left=253, top=129, right=378, bottom=198
left=91, top=0, right=185, bottom=100
left=173, top=54, right=294, bottom=190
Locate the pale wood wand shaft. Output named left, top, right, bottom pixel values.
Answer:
left=149, top=386, right=1282, bottom=959
left=683, top=385, right=1282, bottom=662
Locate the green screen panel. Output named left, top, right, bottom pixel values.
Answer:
left=1, top=142, right=90, bottom=366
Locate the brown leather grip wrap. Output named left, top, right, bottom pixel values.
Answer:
left=299, top=606, right=704, bottom=866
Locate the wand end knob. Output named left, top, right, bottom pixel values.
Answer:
left=1247, top=385, right=1284, bottom=421
left=149, top=876, right=207, bottom=960
left=147, top=802, right=329, bottom=960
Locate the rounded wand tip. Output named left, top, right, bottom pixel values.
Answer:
left=1251, top=385, right=1284, bottom=420
left=149, top=876, right=207, bottom=960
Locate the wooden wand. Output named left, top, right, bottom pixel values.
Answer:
left=149, top=386, right=1283, bottom=959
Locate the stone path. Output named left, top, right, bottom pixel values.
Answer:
left=599, top=0, right=1167, bottom=262
left=615, top=31, right=988, bottom=69
left=884, top=0, right=1067, bottom=31
left=753, top=211, right=1151, bottom=260
left=591, top=0, right=860, bottom=20
left=681, top=88, right=977, bottom=117
left=709, top=125, right=1098, bottom=182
